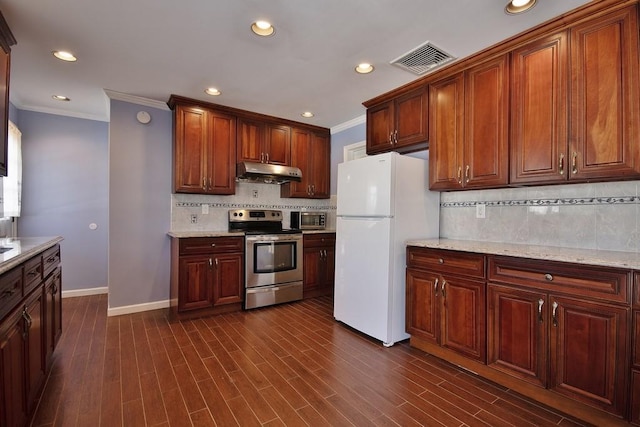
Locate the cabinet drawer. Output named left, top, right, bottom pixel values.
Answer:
left=303, top=233, right=335, bottom=248
left=407, top=247, right=485, bottom=279
left=42, top=245, right=61, bottom=279
left=488, top=256, right=630, bottom=304
left=179, top=237, right=244, bottom=255
left=24, top=256, right=43, bottom=295
left=0, top=266, right=23, bottom=321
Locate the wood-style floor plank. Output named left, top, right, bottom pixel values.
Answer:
left=30, top=294, right=596, bottom=426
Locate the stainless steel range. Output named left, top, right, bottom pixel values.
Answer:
left=229, top=209, right=303, bottom=309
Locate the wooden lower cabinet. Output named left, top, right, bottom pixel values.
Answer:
left=170, top=236, right=244, bottom=319
left=407, top=246, right=635, bottom=426
left=0, top=243, right=62, bottom=427
left=406, top=248, right=486, bottom=362
left=302, top=233, right=335, bottom=299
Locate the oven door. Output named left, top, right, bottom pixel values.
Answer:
left=245, top=234, right=303, bottom=288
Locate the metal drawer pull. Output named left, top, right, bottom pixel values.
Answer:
left=559, top=153, right=565, bottom=175
left=441, top=280, right=446, bottom=298
left=571, top=152, right=578, bottom=174
left=434, top=278, right=439, bottom=296
left=208, top=258, right=213, bottom=269
left=538, top=299, right=544, bottom=323
left=211, top=243, right=216, bottom=247
left=457, top=167, right=462, bottom=185
left=465, top=165, right=470, bottom=183
left=552, top=301, right=559, bottom=327
left=544, top=274, right=553, bottom=282
left=438, top=258, right=444, bottom=264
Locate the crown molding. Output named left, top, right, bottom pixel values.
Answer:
left=331, top=114, right=365, bottom=134
left=104, top=89, right=170, bottom=111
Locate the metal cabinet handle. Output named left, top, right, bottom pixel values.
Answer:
left=202, top=177, right=207, bottom=191
left=544, top=274, right=553, bottom=282
left=457, top=166, right=462, bottom=185
left=438, top=258, right=444, bottom=264
left=208, top=258, right=213, bottom=269
left=389, top=132, right=393, bottom=145
left=211, top=243, right=216, bottom=247
left=571, top=152, right=578, bottom=174
left=465, top=165, right=470, bottom=183
left=441, top=280, right=446, bottom=298
left=552, top=301, right=559, bottom=327
left=434, top=278, right=439, bottom=296
left=538, top=299, right=544, bottom=323
left=393, top=130, right=398, bottom=144
left=215, top=258, right=219, bottom=267
left=208, top=177, right=212, bottom=189
left=559, top=153, right=565, bottom=175
left=266, top=153, right=269, bottom=163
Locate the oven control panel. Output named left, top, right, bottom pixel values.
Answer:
left=229, top=209, right=282, bottom=223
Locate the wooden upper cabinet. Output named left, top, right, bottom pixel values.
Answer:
left=464, top=55, right=509, bottom=188
left=366, top=86, right=428, bottom=155
left=173, top=104, right=236, bottom=195
left=511, top=5, right=640, bottom=185
left=281, top=128, right=330, bottom=199
left=429, top=73, right=464, bottom=190
left=510, top=31, right=569, bottom=185
left=570, top=5, right=640, bottom=181
left=237, top=118, right=291, bottom=165
left=429, top=54, right=509, bottom=190
left=0, top=11, right=15, bottom=178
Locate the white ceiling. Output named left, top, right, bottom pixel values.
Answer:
left=1, top=0, right=592, bottom=129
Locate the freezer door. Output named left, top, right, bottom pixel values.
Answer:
left=334, top=216, right=394, bottom=344
left=336, top=153, right=394, bottom=217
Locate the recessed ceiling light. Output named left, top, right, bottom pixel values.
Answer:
left=251, top=20, right=275, bottom=37
left=205, top=87, right=221, bottom=96
left=505, top=0, right=537, bottom=14
left=355, top=63, right=374, bottom=74
left=52, top=51, right=77, bottom=62
left=52, top=95, right=70, bottom=101
left=301, top=112, right=314, bottom=118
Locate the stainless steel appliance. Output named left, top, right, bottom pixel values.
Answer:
left=290, top=211, right=326, bottom=230
left=229, top=209, right=303, bottom=309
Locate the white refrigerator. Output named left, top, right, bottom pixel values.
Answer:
left=333, top=152, right=440, bottom=346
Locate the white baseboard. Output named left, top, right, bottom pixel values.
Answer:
left=62, top=287, right=108, bottom=298
left=107, top=300, right=170, bottom=317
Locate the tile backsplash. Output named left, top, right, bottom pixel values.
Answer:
left=171, top=181, right=337, bottom=232
left=439, top=180, right=640, bottom=253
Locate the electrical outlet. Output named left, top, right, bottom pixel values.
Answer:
left=252, top=190, right=259, bottom=198
left=190, top=214, right=198, bottom=224
left=476, top=204, right=486, bottom=219
left=201, top=204, right=209, bottom=214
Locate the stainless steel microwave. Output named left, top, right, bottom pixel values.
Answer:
left=290, top=211, right=326, bottom=230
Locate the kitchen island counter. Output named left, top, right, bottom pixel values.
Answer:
left=0, top=236, right=63, bottom=275
left=407, top=238, right=640, bottom=270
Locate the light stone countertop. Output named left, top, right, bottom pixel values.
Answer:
left=168, top=229, right=335, bottom=238
left=0, top=236, right=64, bottom=275
left=406, top=238, right=640, bottom=270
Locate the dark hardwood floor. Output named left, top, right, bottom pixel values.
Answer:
left=30, top=294, right=593, bottom=427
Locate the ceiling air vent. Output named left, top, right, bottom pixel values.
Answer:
left=390, top=41, right=455, bottom=75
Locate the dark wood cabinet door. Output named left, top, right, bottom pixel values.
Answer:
left=549, top=296, right=629, bottom=417
left=0, top=308, right=27, bottom=427
left=25, top=290, right=45, bottom=411
left=487, top=284, right=547, bottom=387
left=0, top=48, right=9, bottom=177
left=464, top=55, right=509, bottom=188
left=394, top=87, right=428, bottom=150
left=366, top=101, right=393, bottom=155
left=570, top=5, right=640, bottom=181
left=178, top=255, right=213, bottom=312
left=45, top=267, right=62, bottom=365
left=212, top=253, right=243, bottom=306
left=284, top=128, right=312, bottom=198
left=303, top=247, right=322, bottom=293
left=321, top=245, right=335, bottom=290
left=429, top=73, right=464, bottom=190
left=309, top=132, right=330, bottom=198
left=237, top=118, right=264, bottom=164
left=207, top=111, right=236, bottom=195
left=634, top=310, right=640, bottom=370
left=406, top=268, right=439, bottom=344
left=174, top=105, right=208, bottom=193
left=440, top=275, right=486, bottom=362
left=510, top=31, right=569, bottom=185
left=265, top=124, right=290, bottom=166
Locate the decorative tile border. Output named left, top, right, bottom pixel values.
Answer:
left=442, top=196, right=640, bottom=208
left=175, top=201, right=337, bottom=210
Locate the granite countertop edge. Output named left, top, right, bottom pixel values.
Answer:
left=0, top=236, right=64, bottom=275
left=168, top=230, right=336, bottom=238
left=406, top=238, right=640, bottom=270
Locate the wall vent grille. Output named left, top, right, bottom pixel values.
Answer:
left=390, top=41, right=455, bottom=75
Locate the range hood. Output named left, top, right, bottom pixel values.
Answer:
left=236, top=162, right=302, bottom=184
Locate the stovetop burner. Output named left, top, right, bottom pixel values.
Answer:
left=228, top=209, right=301, bottom=235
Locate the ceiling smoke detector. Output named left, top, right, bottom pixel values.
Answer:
left=390, top=41, right=455, bottom=76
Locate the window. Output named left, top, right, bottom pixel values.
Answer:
left=3, top=120, right=21, bottom=217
